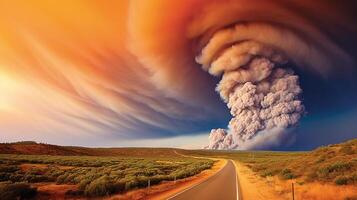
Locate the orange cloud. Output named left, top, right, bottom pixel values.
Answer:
left=0, top=0, right=356, bottom=145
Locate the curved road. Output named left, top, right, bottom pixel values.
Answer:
left=168, top=160, right=239, bottom=200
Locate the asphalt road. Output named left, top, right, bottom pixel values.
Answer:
left=168, top=160, right=239, bottom=200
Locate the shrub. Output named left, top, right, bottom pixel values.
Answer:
left=280, top=168, right=296, bottom=180
left=261, top=171, right=274, bottom=177
left=84, top=175, right=115, bottom=197
left=335, top=176, right=348, bottom=185
left=64, top=174, right=77, bottom=184
left=150, top=175, right=167, bottom=184
left=0, top=165, right=19, bottom=173
left=317, top=161, right=353, bottom=181
left=0, top=172, right=10, bottom=181
left=330, top=162, right=352, bottom=171
left=113, top=181, right=126, bottom=193
left=351, top=172, right=357, bottom=183
left=79, top=178, right=92, bottom=191
left=0, top=182, right=37, bottom=200
left=124, top=179, right=139, bottom=191
left=56, top=172, right=72, bottom=184
left=0, top=153, right=215, bottom=197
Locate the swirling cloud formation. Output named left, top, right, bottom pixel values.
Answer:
left=0, top=0, right=356, bottom=147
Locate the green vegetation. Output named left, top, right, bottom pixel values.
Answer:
left=0, top=182, right=37, bottom=200
left=0, top=154, right=214, bottom=197
left=182, top=139, right=357, bottom=185
left=1, top=138, right=354, bottom=199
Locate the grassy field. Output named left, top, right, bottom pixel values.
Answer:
left=1, top=139, right=355, bottom=199
left=182, top=139, right=357, bottom=186
left=0, top=153, right=214, bottom=199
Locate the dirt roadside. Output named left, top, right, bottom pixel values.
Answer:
left=233, top=161, right=357, bottom=200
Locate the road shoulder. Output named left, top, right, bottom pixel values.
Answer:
left=232, top=161, right=284, bottom=200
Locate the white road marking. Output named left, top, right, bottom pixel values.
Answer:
left=166, top=159, right=229, bottom=200
left=231, top=160, right=241, bottom=200
left=170, top=151, right=241, bottom=200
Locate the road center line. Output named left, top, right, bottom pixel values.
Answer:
left=231, top=160, right=241, bottom=200
left=166, top=159, right=229, bottom=200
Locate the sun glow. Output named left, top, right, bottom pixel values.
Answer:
left=0, top=72, right=18, bottom=111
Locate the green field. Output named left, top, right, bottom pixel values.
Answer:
left=0, top=153, right=214, bottom=199
left=182, top=139, right=357, bottom=186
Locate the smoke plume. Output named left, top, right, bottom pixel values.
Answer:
left=127, top=0, right=355, bottom=150
left=199, top=26, right=304, bottom=149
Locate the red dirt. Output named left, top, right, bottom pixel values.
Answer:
left=20, top=164, right=48, bottom=172
left=34, top=183, right=78, bottom=200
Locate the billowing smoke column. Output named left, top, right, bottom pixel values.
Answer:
left=127, top=1, right=356, bottom=150
left=198, top=26, right=304, bottom=150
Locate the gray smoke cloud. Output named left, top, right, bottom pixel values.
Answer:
left=199, top=27, right=305, bottom=150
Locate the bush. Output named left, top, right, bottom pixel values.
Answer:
left=0, top=172, right=10, bottom=181
left=84, top=175, right=116, bottom=197
left=261, top=171, right=274, bottom=177
left=9, top=173, right=23, bottom=182
left=56, top=172, right=69, bottom=184
left=23, top=174, right=53, bottom=183
left=327, top=162, right=352, bottom=172
left=0, top=165, right=19, bottom=173
left=0, top=182, right=37, bottom=200
left=280, top=168, right=296, bottom=180
left=0, top=153, right=215, bottom=197
left=318, top=161, right=353, bottom=180
left=335, top=176, right=348, bottom=185
left=79, top=178, right=92, bottom=191
left=113, top=181, right=126, bottom=193
left=124, top=179, right=139, bottom=191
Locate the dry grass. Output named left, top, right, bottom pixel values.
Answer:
left=234, top=161, right=284, bottom=200
left=180, top=139, right=357, bottom=200
left=293, top=182, right=357, bottom=200
left=234, top=161, right=357, bottom=200
left=182, top=139, right=357, bottom=185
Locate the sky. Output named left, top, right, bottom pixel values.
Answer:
left=0, top=0, right=357, bottom=150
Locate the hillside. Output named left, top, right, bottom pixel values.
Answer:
left=0, top=141, right=83, bottom=156
left=184, top=138, right=357, bottom=185
left=0, top=141, right=178, bottom=157
left=2, top=139, right=356, bottom=185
